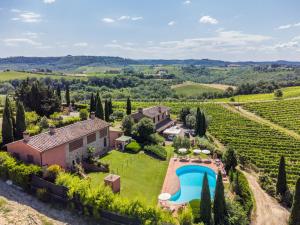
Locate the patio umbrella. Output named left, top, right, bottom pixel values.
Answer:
left=193, top=149, right=201, bottom=154
left=158, top=193, right=171, bottom=201
left=178, top=148, right=187, bottom=154
left=202, top=149, right=211, bottom=155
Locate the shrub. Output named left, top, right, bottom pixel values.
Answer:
left=226, top=200, right=249, bottom=225
left=25, top=111, right=40, bottom=124
left=125, top=141, right=142, bottom=153
left=144, top=145, right=167, bottom=160
left=0, top=152, right=16, bottom=180
left=259, top=173, right=276, bottom=197
left=26, top=124, right=41, bottom=135
left=178, top=206, right=194, bottom=225
left=189, top=199, right=200, bottom=223
left=44, top=164, right=63, bottom=182
left=36, top=188, right=50, bottom=202
left=79, top=109, right=89, bottom=120
left=55, top=171, right=176, bottom=224
left=39, top=116, right=49, bottom=129
left=8, top=163, right=41, bottom=190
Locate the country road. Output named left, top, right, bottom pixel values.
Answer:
left=243, top=172, right=289, bottom=225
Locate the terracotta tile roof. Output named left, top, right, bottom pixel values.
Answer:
left=20, top=118, right=109, bottom=152
left=131, top=106, right=170, bottom=120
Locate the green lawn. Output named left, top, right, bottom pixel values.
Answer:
left=213, top=86, right=300, bottom=102
left=173, top=82, right=223, bottom=97
left=88, top=147, right=173, bottom=206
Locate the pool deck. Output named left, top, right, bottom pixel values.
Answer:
left=161, top=157, right=226, bottom=200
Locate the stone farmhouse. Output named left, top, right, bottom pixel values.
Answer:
left=131, top=106, right=174, bottom=132
left=6, top=113, right=112, bottom=169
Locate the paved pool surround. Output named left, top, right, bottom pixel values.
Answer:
left=161, top=157, right=220, bottom=204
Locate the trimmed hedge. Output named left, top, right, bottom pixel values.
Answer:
left=0, top=151, right=41, bottom=190
left=125, top=141, right=141, bottom=153
left=233, top=170, right=254, bottom=216
left=144, top=145, right=167, bottom=160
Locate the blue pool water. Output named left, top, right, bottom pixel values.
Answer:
left=170, top=165, right=217, bottom=204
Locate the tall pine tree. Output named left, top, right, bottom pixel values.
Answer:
left=200, top=173, right=212, bottom=225
left=2, top=97, right=14, bottom=145
left=213, top=171, right=227, bottom=225
left=89, top=93, right=95, bottom=113
left=15, top=101, right=26, bottom=140
left=276, top=156, right=288, bottom=196
left=104, top=99, right=109, bottom=122
left=289, top=177, right=300, bottom=225
left=126, top=97, right=131, bottom=115
left=201, top=112, right=207, bottom=136
left=65, top=84, right=70, bottom=106
left=95, top=94, right=104, bottom=119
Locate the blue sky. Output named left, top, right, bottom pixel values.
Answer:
left=0, top=0, right=300, bottom=61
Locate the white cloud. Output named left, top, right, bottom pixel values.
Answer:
left=102, top=18, right=115, bottom=23
left=183, top=0, right=191, bottom=5
left=74, top=42, right=88, bottom=47
left=11, top=10, right=42, bottom=23
left=118, top=16, right=130, bottom=21
left=199, top=16, right=219, bottom=25
left=168, top=21, right=176, bottom=26
left=43, top=0, right=56, bottom=4
left=277, top=22, right=300, bottom=30
left=131, top=16, right=143, bottom=21
left=103, top=16, right=142, bottom=23
left=3, top=38, right=41, bottom=46
left=104, top=30, right=272, bottom=59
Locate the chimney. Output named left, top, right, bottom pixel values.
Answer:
left=49, top=125, right=56, bottom=135
left=23, top=131, right=30, bottom=142
left=138, top=108, right=143, bottom=114
left=158, top=106, right=162, bottom=113
left=90, top=112, right=95, bottom=120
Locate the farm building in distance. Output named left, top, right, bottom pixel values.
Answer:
left=6, top=114, right=112, bottom=169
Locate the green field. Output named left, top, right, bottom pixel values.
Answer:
left=89, top=148, right=173, bottom=206
left=214, top=86, right=300, bottom=102
left=0, top=71, right=83, bottom=81
left=243, top=99, right=300, bottom=134
left=172, top=82, right=224, bottom=97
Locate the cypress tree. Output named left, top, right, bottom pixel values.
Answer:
left=213, top=171, right=227, bottom=225
left=65, top=84, right=70, bottom=106
left=289, top=177, right=300, bottom=225
left=95, top=95, right=104, bottom=119
left=56, top=85, right=61, bottom=101
left=2, top=97, right=14, bottom=145
left=200, top=112, right=207, bottom=136
left=276, top=156, right=288, bottom=196
left=200, top=173, right=212, bottom=225
left=195, top=107, right=203, bottom=136
left=104, top=99, right=109, bottom=122
left=89, top=93, right=95, bottom=113
left=15, top=101, right=26, bottom=140
left=126, top=97, right=131, bottom=115
left=108, top=98, right=113, bottom=115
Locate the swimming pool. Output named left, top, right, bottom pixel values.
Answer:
left=170, top=165, right=217, bottom=204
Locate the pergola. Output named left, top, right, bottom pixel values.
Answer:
left=115, top=135, right=132, bottom=151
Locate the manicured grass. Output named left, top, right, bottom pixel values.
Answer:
left=172, top=82, right=223, bottom=97
left=89, top=147, right=173, bottom=206
left=213, top=86, right=300, bottom=102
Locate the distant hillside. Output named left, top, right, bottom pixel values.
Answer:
left=1, top=56, right=300, bottom=71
